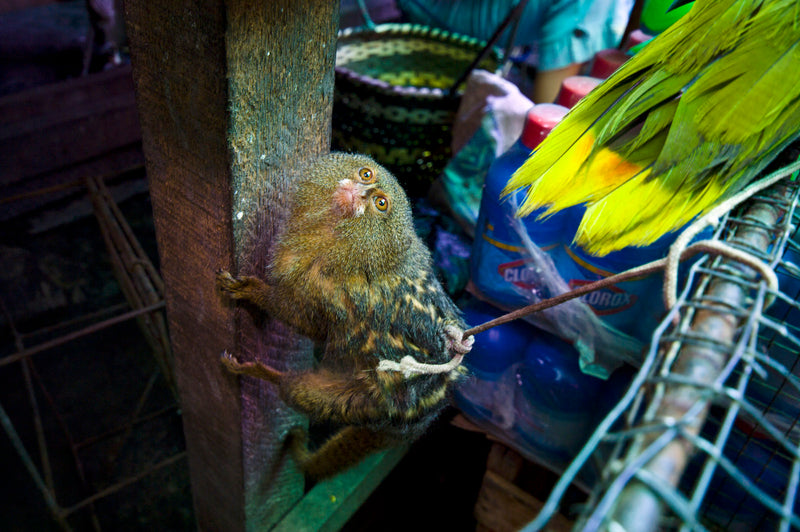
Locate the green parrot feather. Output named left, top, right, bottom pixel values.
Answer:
left=503, top=0, right=800, bottom=256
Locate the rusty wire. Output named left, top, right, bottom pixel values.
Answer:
left=0, top=174, right=182, bottom=531
left=85, top=175, right=176, bottom=398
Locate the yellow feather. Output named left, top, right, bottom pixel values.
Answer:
left=504, top=0, right=800, bottom=256
left=510, top=128, right=648, bottom=219
left=575, top=171, right=730, bottom=255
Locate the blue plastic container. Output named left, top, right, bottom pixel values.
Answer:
left=471, top=103, right=580, bottom=307
left=563, top=232, right=676, bottom=344
left=513, top=328, right=604, bottom=464
left=453, top=299, right=531, bottom=430
left=454, top=302, right=637, bottom=483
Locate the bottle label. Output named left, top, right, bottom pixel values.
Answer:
left=564, top=246, right=640, bottom=315
left=473, top=228, right=560, bottom=305
left=499, top=258, right=540, bottom=290
left=568, top=278, right=638, bottom=315
left=563, top=245, right=664, bottom=341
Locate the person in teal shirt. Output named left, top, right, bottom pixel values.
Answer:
left=396, top=0, right=628, bottom=102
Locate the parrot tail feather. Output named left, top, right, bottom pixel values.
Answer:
left=574, top=171, right=730, bottom=256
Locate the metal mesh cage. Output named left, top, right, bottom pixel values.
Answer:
left=525, top=155, right=800, bottom=531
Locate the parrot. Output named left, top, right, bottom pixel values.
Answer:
left=503, top=0, right=800, bottom=257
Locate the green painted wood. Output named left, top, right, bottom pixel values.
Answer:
left=273, top=445, right=409, bottom=532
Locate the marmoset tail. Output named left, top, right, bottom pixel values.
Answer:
left=217, top=152, right=473, bottom=478
left=504, top=0, right=800, bottom=256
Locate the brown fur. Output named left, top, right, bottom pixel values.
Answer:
left=217, top=153, right=471, bottom=478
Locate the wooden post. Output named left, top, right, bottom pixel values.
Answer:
left=123, top=2, right=339, bottom=529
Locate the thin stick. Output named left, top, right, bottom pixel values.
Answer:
left=462, top=258, right=666, bottom=339
left=462, top=239, right=779, bottom=340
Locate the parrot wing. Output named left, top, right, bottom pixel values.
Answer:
left=503, top=0, right=800, bottom=256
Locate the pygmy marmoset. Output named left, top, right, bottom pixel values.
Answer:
left=217, top=152, right=474, bottom=478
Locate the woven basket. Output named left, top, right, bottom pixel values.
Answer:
left=333, top=23, right=501, bottom=196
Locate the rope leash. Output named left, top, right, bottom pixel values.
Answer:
left=377, top=354, right=465, bottom=378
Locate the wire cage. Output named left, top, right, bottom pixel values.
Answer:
left=525, top=155, right=800, bottom=531
left=0, top=173, right=184, bottom=531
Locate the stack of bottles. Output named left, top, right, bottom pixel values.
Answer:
left=469, top=101, right=578, bottom=310
left=470, top=45, right=683, bottom=351
left=460, top=97, right=634, bottom=479
left=453, top=298, right=632, bottom=483
left=470, top=113, right=671, bottom=354
left=458, top=50, right=681, bottom=477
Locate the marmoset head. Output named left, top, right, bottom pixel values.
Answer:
left=283, top=152, right=417, bottom=279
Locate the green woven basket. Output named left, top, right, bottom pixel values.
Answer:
left=332, top=23, right=501, bottom=196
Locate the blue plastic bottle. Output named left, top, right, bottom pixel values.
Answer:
left=561, top=214, right=714, bottom=345
left=471, top=103, right=580, bottom=308
left=511, top=328, right=636, bottom=482
left=510, top=326, right=615, bottom=487
left=563, top=234, right=675, bottom=344
left=513, top=329, right=602, bottom=460
left=453, top=299, right=531, bottom=431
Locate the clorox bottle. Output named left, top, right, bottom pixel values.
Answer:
left=470, top=103, right=579, bottom=307
left=563, top=232, right=675, bottom=343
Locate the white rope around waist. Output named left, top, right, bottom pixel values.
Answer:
left=377, top=354, right=465, bottom=378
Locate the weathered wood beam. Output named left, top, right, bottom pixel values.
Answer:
left=123, top=1, right=339, bottom=529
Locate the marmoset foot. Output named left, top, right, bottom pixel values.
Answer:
left=220, top=351, right=284, bottom=383
left=216, top=270, right=253, bottom=295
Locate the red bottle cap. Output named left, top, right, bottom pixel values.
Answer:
left=624, top=29, right=653, bottom=50
left=554, top=76, right=602, bottom=109
left=520, top=103, right=569, bottom=150
left=589, top=48, right=630, bottom=79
